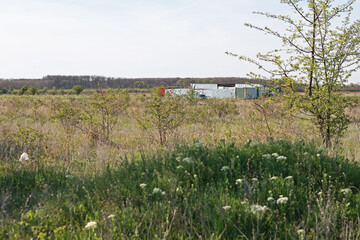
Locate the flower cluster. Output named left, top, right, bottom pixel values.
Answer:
left=153, top=187, right=166, bottom=195
left=85, top=221, right=97, bottom=229
left=276, top=195, right=288, bottom=204
left=250, top=204, right=268, bottom=215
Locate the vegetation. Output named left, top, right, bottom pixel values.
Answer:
left=1, top=140, right=360, bottom=239
left=0, top=88, right=359, bottom=239
left=72, top=85, right=84, bottom=95
left=228, top=0, right=360, bottom=148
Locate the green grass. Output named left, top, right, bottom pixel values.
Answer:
left=1, top=140, right=360, bottom=239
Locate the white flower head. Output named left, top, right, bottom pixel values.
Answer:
left=235, top=179, right=244, bottom=185
left=221, top=166, right=230, bottom=171
left=284, top=176, right=293, bottom=180
left=19, top=152, right=29, bottom=162
left=250, top=204, right=268, bottom=215
left=182, top=157, right=193, bottom=164
left=316, top=154, right=320, bottom=157
left=139, top=183, right=147, bottom=188
left=276, top=156, right=287, bottom=161
left=85, top=221, right=97, bottom=229
left=267, top=197, right=274, bottom=202
left=262, top=154, right=271, bottom=160
left=272, top=153, right=279, bottom=157
left=277, top=196, right=289, bottom=204
left=176, top=165, right=184, bottom=169
left=251, top=178, right=258, bottom=183
left=152, top=188, right=162, bottom=194
left=270, top=176, right=278, bottom=181
left=340, top=188, right=351, bottom=195
left=223, top=205, right=231, bottom=211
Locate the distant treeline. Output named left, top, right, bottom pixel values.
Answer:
left=0, top=75, right=359, bottom=91
left=0, top=75, right=269, bottom=90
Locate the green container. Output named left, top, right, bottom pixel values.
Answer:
left=235, top=88, right=244, bottom=99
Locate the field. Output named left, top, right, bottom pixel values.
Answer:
left=1, top=90, right=360, bottom=239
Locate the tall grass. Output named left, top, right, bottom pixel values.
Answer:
left=1, top=140, right=360, bottom=239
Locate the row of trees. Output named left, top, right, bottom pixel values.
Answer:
left=0, top=76, right=260, bottom=90
left=1, top=85, right=84, bottom=95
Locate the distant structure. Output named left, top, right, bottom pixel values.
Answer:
left=163, top=83, right=276, bottom=99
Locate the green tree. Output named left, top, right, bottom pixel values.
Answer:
left=28, top=86, right=38, bottom=95
left=228, top=0, right=360, bottom=148
left=72, top=85, right=84, bottom=95
left=19, top=86, right=28, bottom=95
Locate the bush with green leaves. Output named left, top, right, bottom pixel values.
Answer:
left=72, top=85, right=84, bottom=95
left=137, top=88, right=186, bottom=146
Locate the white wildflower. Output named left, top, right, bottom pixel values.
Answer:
left=85, top=221, right=97, bottom=229
left=250, top=204, right=268, bottom=215
left=276, top=156, right=287, bottom=161
left=270, top=176, right=278, bottom=181
left=340, top=188, right=351, bottom=195
left=182, top=157, right=193, bottom=164
left=107, top=214, right=115, bottom=219
left=262, top=154, right=271, bottom=160
left=152, top=188, right=162, bottom=194
left=161, top=191, right=166, bottom=195
left=316, top=154, right=320, bottom=157
left=221, top=166, right=230, bottom=171
left=139, top=183, right=147, bottom=188
left=267, top=197, right=274, bottom=202
left=318, top=191, right=323, bottom=196
left=272, top=153, right=279, bottom=157
left=176, top=165, right=184, bottom=169
left=251, top=178, right=258, bottom=182
left=222, top=205, right=231, bottom=211
left=235, top=179, right=244, bottom=185
left=19, top=152, right=29, bottom=162
left=284, top=176, right=293, bottom=180
left=277, top=196, right=288, bottom=204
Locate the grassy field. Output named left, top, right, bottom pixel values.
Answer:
left=0, top=91, right=360, bottom=239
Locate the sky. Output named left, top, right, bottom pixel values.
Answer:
left=0, top=0, right=359, bottom=83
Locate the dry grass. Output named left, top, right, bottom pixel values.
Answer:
left=0, top=93, right=359, bottom=173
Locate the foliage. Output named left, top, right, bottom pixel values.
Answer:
left=52, top=90, right=128, bottom=144
left=78, top=89, right=128, bottom=143
left=19, top=86, right=28, bottom=95
left=72, top=85, right=84, bottom=95
left=28, top=87, right=38, bottom=95
left=228, top=0, right=360, bottom=148
left=137, top=88, right=186, bottom=146
left=1, top=140, right=360, bottom=239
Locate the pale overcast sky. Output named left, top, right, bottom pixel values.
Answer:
left=0, top=0, right=359, bottom=83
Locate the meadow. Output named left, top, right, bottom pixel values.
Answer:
left=0, top=90, right=360, bottom=239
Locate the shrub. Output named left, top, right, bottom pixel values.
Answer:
left=72, top=85, right=84, bottom=95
